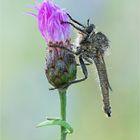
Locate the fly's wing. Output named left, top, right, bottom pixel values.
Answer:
left=94, top=32, right=109, bottom=54
left=93, top=54, right=112, bottom=117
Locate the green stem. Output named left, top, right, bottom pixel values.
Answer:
left=59, top=89, right=67, bottom=140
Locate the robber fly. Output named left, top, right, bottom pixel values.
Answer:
left=50, top=14, right=112, bottom=117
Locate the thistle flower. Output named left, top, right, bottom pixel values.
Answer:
left=34, top=0, right=77, bottom=89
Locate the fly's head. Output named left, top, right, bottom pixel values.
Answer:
left=85, top=23, right=95, bottom=34
left=83, top=21, right=109, bottom=55
left=61, top=13, right=95, bottom=37
left=78, top=22, right=96, bottom=47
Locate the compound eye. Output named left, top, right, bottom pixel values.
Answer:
left=91, top=24, right=95, bottom=29
left=86, top=27, right=92, bottom=33
left=86, top=24, right=95, bottom=33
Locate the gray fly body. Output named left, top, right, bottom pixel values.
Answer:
left=50, top=14, right=112, bottom=117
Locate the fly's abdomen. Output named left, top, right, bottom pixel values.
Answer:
left=93, top=55, right=111, bottom=117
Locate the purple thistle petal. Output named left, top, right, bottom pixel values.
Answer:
left=34, top=0, right=70, bottom=44
left=31, top=1, right=77, bottom=89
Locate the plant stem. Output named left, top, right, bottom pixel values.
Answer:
left=59, top=89, right=67, bottom=140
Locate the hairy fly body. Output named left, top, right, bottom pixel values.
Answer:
left=50, top=14, right=112, bottom=117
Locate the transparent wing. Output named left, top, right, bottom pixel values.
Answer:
left=94, top=32, right=109, bottom=54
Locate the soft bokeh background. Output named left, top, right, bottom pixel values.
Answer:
left=0, top=0, right=139, bottom=140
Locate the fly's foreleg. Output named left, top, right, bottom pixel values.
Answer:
left=66, top=13, right=85, bottom=28
left=49, top=45, right=76, bottom=54
left=61, top=21, right=87, bottom=34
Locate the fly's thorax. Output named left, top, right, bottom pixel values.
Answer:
left=79, top=44, right=96, bottom=59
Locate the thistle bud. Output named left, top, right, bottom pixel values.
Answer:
left=34, top=0, right=77, bottom=89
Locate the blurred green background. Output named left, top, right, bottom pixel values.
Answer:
left=0, top=0, right=139, bottom=140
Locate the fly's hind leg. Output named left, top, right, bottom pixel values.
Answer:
left=67, top=55, right=88, bottom=85
left=76, top=63, right=91, bottom=66
left=84, top=57, right=93, bottom=64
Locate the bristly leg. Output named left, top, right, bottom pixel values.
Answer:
left=77, top=63, right=91, bottom=66
left=61, top=21, right=87, bottom=34
left=49, top=44, right=82, bottom=56
left=66, top=13, right=85, bottom=28
left=63, top=55, right=88, bottom=87
left=93, top=54, right=112, bottom=117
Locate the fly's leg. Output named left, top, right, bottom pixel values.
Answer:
left=77, top=56, right=92, bottom=67
left=76, top=63, right=91, bottom=66
left=61, top=21, right=87, bottom=34
left=67, top=13, right=85, bottom=28
left=49, top=45, right=75, bottom=54
left=49, top=45, right=82, bottom=56
left=49, top=55, right=88, bottom=90
left=83, top=57, right=93, bottom=64
left=67, top=55, right=88, bottom=84
left=87, top=29, right=95, bottom=42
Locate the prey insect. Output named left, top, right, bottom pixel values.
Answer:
left=50, top=14, right=112, bottom=117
